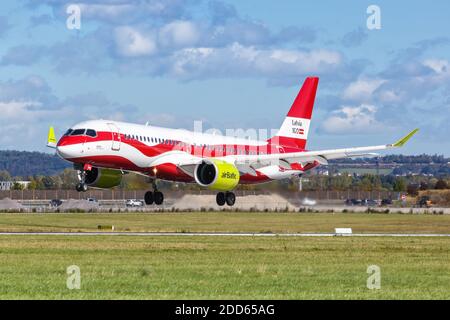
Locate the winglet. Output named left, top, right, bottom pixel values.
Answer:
left=392, top=128, right=419, bottom=147
left=47, top=126, right=57, bottom=148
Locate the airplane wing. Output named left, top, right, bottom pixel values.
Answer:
left=232, top=129, right=419, bottom=170
left=156, top=129, right=418, bottom=177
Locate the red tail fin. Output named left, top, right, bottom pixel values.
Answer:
left=267, top=77, right=319, bottom=150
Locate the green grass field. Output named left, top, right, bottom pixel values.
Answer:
left=1, top=212, right=450, bottom=234
left=0, top=235, right=449, bottom=299
left=0, top=212, right=449, bottom=299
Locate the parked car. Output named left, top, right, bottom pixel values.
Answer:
left=126, top=199, right=144, bottom=207
left=86, top=197, right=97, bottom=202
left=345, top=198, right=362, bottom=206
left=380, top=198, right=393, bottom=206
left=49, top=199, right=63, bottom=207
left=361, top=199, right=378, bottom=207
left=301, top=198, right=317, bottom=206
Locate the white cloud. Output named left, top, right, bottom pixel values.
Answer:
left=114, top=26, right=157, bottom=57
left=321, top=104, right=385, bottom=134
left=423, top=59, right=449, bottom=74
left=343, top=78, right=385, bottom=101
left=0, top=101, right=41, bottom=119
left=0, top=100, right=74, bottom=149
left=377, top=89, right=403, bottom=103
left=169, top=43, right=343, bottom=80
left=159, top=20, right=199, bottom=48
left=269, top=49, right=341, bottom=71
left=77, top=4, right=135, bottom=20
left=0, top=76, right=139, bottom=150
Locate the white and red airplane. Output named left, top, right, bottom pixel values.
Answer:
left=47, top=77, right=418, bottom=206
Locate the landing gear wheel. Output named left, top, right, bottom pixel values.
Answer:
left=216, top=192, right=226, bottom=206
left=144, top=191, right=154, bottom=205
left=76, top=167, right=88, bottom=192
left=76, top=183, right=87, bottom=192
left=154, top=191, right=164, bottom=205
left=225, top=192, right=236, bottom=206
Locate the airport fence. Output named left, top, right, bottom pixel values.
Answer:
left=0, top=189, right=400, bottom=201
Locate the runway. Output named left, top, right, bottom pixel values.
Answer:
left=0, top=232, right=450, bottom=237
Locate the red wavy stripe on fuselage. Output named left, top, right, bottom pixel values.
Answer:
left=60, top=131, right=304, bottom=184
left=58, top=131, right=305, bottom=159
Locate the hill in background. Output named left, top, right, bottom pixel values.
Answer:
left=0, top=150, right=70, bottom=177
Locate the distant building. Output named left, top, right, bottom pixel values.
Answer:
left=0, top=181, right=31, bottom=191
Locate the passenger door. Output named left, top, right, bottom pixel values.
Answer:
left=107, top=123, right=121, bottom=151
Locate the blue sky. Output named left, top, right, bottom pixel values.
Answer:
left=0, top=0, right=449, bottom=155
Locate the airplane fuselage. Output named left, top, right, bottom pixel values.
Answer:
left=56, top=119, right=316, bottom=185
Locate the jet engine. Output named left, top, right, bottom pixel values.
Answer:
left=84, top=167, right=122, bottom=188
left=194, top=160, right=240, bottom=191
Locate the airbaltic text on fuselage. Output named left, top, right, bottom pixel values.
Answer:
left=221, top=171, right=237, bottom=180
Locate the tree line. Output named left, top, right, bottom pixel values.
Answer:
left=0, top=151, right=449, bottom=192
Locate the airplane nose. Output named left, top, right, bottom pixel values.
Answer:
left=56, top=144, right=79, bottom=159
left=56, top=137, right=79, bottom=159
left=56, top=144, right=68, bottom=159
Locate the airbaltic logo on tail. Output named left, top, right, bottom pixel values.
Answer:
left=221, top=171, right=237, bottom=180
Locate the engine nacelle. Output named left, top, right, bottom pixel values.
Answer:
left=84, top=167, right=122, bottom=188
left=194, top=160, right=240, bottom=191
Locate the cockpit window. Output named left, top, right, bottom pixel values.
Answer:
left=71, top=129, right=86, bottom=136
left=86, top=129, right=97, bottom=137
left=64, top=129, right=73, bottom=136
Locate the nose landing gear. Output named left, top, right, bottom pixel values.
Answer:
left=216, top=191, right=236, bottom=206
left=75, top=168, right=88, bottom=192
left=144, top=180, right=164, bottom=205
left=76, top=182, right=88, bottom=192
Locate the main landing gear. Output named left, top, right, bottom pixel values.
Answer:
left=216, top=191, right=236, bottom=206
left=144, top=180, right=164, bottom=205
